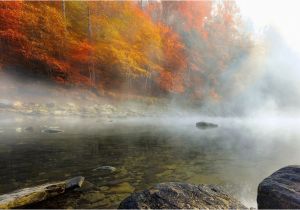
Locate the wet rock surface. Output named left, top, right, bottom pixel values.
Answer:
left=119, top=182, right=246, bottom=209
left=196, top=121, right=218, bottom=129
left=25, top=180, right=133, bottom=209
left=0, top=176, right=84, bottom=209
left=257, top=165, right=300, bottom=209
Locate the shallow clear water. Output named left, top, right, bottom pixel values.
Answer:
left=0, top=114, right=300, bottom=208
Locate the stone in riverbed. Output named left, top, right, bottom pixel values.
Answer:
left=0, top=176, right=84, bottom=209
left=42, top=127, right=64, bottom=134
left=80, top=191, right=105, bottom=203
left=24, top=126, right=34, bottom=132
left=0, top=99, right=12, bottom=108
left=196, top=121, right=218, bottom=129
left=26, top=180, right=99, bottom=209
left=257, top=165, right=300, bottom=209
left=119, top=182, right=246, bottom=209
left=93, top=165, right=116, bottom=172
left=109, top=182, right=135, bottom=194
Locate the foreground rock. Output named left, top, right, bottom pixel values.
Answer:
left=25, top=180, right=112, bottom=209
left=257, top=165, right=300, bottom=209
left=0, top=176, right=84, bottom=209
left=196, top=121, right=218, bottom=129
left=119, top=182, right=246, bottom=209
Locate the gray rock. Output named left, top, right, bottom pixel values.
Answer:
left=42, top=127, right=64, bottom=134
left=196, top=121, right=218, bottom=129
left=24, top=126, right=34, bottom=132
left=66, top=176, right=85, bottom=189
left=93, top=166, right=116, bottom=172
left=46, top=103, right=56, bottom=108
left=0, top=99, right=12, bottom=108
left=0, top=176, right=84, bottom=209
left=257, top=165, right=300, bottom=209
left=119, top=182, right=246, bottom=209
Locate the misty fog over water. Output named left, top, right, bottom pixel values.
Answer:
left=1, top=114, right=300, bottom=208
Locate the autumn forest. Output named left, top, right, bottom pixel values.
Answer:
left=0, top=1, right=252, bottom=101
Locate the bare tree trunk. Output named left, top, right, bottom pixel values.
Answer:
left=88, top=5, right=92, bottom=39
left=145, top=76, right=148, bottom=92
left=62, top=0, right=66, bottom=19
left=87, top=4, right=95, bottom=86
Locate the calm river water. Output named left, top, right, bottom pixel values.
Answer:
left=0, top=115, right=299, bottom=208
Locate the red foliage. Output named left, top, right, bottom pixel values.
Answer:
left=0, top=1, right=251, bottom=100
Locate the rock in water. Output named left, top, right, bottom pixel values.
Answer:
left=0, top=176, right=84, bottom=209
left=24, top=126, right=34, bottom=132
left=257, top=165, right=300, bottom=209
left=0, top=99, right=12, bottom=108
left=196, top=121, right=218, bottom=129
left=42, top=127, right=64, bottom=134
left=119, top=182, right=246, bottom=209
left=93, top=166, right=116, bottom=172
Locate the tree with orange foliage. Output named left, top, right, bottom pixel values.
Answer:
left=145, top=0, right=252, bottom=100
left=157, top=24, right=187, bottom=93
left=0, top=0, right=252, bottom=100
left=0, top=2, right=71, bottom=82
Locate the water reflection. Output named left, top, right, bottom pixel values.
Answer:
left=0, top=115, right=300, bottom=208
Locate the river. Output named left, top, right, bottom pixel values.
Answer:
left=0, top=114, right=299, bottom=208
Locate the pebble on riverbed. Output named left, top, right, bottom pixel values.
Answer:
left=109, top=182, right=135, bottom=194
left=24, top=126, right=34, bottom=132
left=93, top=166, right=117, bottom=172
left=42, top=127, right=64, bottom=134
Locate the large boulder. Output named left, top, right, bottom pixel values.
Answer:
left=0, top=176, right=84, bottom=209
left=119, top=182, right=246, bottom=209
left=257, top=165, right=300, bottom=209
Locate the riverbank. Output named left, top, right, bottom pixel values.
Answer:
left=2, top=166, right=300, bottom=209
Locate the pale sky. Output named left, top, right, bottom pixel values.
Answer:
left=236, top=0, right=300, bottom=53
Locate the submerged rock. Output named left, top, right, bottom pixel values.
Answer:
left=46, top=103, right=56, bottom=108
left=93, top=166, right=117, bottom=172
left=24, top=126, right=34, bottom=132
left=257, top=165, right=300, bottom=209
left=26, top=180, right=108, bottom=209
left=109, top=182, right=135, bottom=194
left=42, top=127, right=64, bottom=134
left=119, top=182, right=246, bottom=209
left=0, top=176, right=84, bottom=209
left=16, top=127, right=22, bottom=133
left=196, top=121, right=218, bottom=129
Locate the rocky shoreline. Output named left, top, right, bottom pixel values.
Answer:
left=1, top=166, right=300, bottom=209
left=0, top=99, right=149, bottom=119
